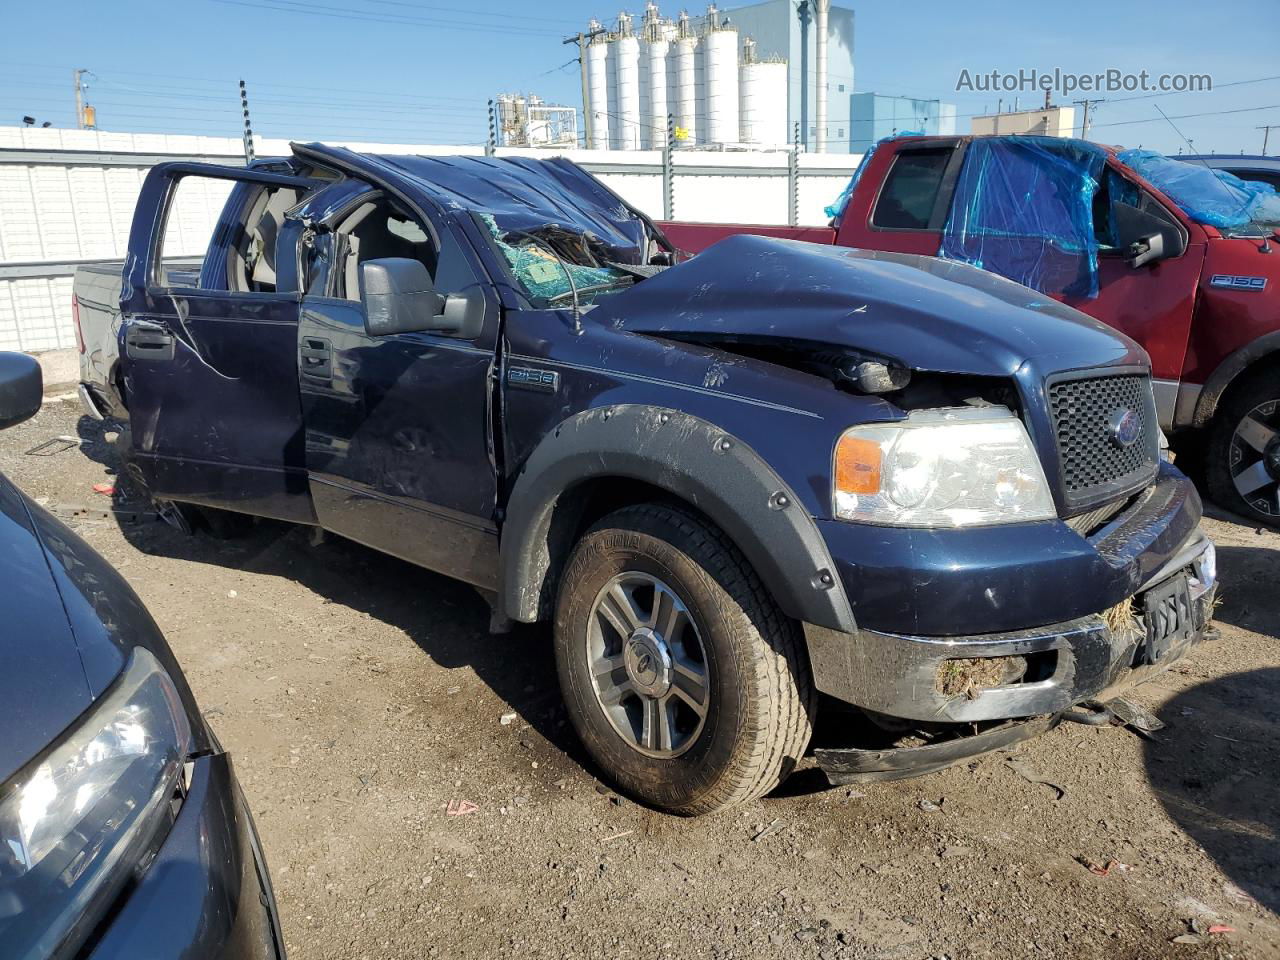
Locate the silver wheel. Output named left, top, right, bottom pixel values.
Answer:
left=587, top=572, right=710, bottom=758
left=1229, top=399, right=1280, bottom=517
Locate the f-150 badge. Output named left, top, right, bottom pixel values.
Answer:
left=1209, top=275, right=1267, bottom=291
left=507, top=366, right=559, bottom=392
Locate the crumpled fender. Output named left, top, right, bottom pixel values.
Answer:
left=499, top=404, right=857, bottom=633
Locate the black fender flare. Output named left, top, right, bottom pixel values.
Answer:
left=1192, top=330, right=1280, bottom=428
left=499, top=404, right=857, bottom=634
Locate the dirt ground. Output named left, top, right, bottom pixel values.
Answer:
left=4, top=398, right=1279, bottom=960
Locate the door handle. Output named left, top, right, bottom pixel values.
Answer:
left=300, top=337, right=332, bottom=380
left=125, top=322, right=175, bottom=361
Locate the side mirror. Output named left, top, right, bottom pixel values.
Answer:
left=0, top=352, right=43, bottom=430
left=1127, top=231, right=1165, bottom=269
left=1113, top=201, right=1185, bottom=269
left=359, top=258, right=483, bottom=339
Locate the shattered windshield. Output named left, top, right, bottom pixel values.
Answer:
left=479, top=213, right=637, bottom=308
left=1118, top=149, right=1280, bottom=236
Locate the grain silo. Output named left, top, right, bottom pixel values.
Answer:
left=702, top=6, right=739, bottom=146
left=739, top=37, right=788, bottom=145
left=670, top=13, right=697, bottom=145
left=578, top=5, right=788, bottom=151
left=640, top=3, right=670, bottom=148
left=612, top=12, right=641, bottom=149
left=586, top=22, right=611, bottom=150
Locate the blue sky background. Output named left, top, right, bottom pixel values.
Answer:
left=2, top=0, right=1277, bottom=155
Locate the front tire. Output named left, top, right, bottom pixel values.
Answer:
left=1206, top=371, right=1280, bottom=527
left=554, top=503, right=815, bottom=815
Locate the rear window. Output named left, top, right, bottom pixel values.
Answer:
left=1237, top=170, right=1280, bottom=191
left=872, top=148, right=952, bottom=230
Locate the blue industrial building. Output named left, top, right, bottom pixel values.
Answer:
left=724, top=0, right=856, bottom=153
left=849, top=93, right=957, bottom=153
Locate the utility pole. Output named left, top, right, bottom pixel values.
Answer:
left=1258, top=124, right=1278, bottom=156
left=74, top=69, right=84, bottom=128
left=73, top=69, right=95, bottom=129
left=564, top=26, right=606, bottom=149
left=1074, top=98, right=1104, bottom=140
left=486, top=100, right=496, bottom=157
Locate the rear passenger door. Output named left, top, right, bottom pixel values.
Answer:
left=118, top=162, right=322, bottom=523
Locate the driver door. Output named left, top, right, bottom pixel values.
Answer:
left=294, top=185, right=503, bottom=589
left=1061, top=163, right=1206, bottom=426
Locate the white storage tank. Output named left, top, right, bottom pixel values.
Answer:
left=672, top=32, right=698, bottom=145
left=642, top=37, right=670, bottom=148
left=612, top=13, right=641, bottom=150
left=586, top=25, right=610, bottom=150
left=702, top=12, right=739, bottom=146
left=740, top=52, right=788, bottom=146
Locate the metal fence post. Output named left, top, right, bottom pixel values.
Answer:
left=663, top=114, right=674, bottom=220
left=788, top=121, right=800, bottom=226
left=486, top=100, right=496, bottom=157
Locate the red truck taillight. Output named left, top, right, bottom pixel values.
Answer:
left=72, top=296, right=85, bottom=354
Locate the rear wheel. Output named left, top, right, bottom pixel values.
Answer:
left=554, top=503, right=815, bottom=815
left=1206, top=371, right=1280, bottom=527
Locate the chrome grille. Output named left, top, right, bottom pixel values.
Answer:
left=1048, top=373, right=1158, bottom=508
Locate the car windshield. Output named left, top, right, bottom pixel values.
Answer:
left=1118, top=149, right=1280, bottom=237
left=479, top=213, right=637, bottom=308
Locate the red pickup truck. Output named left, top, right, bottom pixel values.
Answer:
left=662, top=135, right=1280, bottom=527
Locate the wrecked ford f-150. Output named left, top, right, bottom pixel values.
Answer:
left=92, top=144, right=1215, bottom=814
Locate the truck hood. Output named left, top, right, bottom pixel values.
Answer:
left=593, top=235, right=1146, bottom=377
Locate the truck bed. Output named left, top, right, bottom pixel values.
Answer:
left=75, top=259, right=200, bottom=419
left=658, top=221, right=837, bottom=255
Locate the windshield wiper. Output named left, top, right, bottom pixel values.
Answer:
left=546, top=277, right=636, bottom=304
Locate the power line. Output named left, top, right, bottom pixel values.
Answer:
left=356, top=0, right=580, bottom=28
left=206, top=0, right=565, bottom=37
left=1091, top=103, right=1280, bottom=130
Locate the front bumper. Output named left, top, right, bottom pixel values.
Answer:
left=806, top=529, right=1215, bottom=725
left=86, top=752, right=284, bottom=960
left=816, top=461, right=1201, bottom=636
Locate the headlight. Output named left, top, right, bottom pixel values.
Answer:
left=0, top=648, right=192, bottom=960
left=833, top=406, right=1056, bottom=527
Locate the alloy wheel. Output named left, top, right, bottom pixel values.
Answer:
left=1229, top=399, right=1280, bottom=517
left=586, top=572, right=710, bottom=758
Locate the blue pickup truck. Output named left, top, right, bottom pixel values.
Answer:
left=83, top=144, right=1216, bottom=814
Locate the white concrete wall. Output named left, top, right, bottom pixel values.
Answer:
left=0, top=126, right=859, bottom=355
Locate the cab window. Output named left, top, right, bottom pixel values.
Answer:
left=306, top=194, right=478, bottom=303
left=871, top=148, right=952, bottom=230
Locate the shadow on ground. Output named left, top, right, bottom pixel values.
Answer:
left=1145, top=666, right=1280, bottom=914
left=1144, top=543, right=1280, bottom=915
left=73, top=415, right=598, bottom=775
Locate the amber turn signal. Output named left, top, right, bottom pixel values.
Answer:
left=834, top=434, right=882, bottom=494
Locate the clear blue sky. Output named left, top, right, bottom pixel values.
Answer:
left=2, top=0, right=1277, bottom=155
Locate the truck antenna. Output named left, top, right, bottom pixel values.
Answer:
left=501, top=228, right=584, bottom=332
left=1154, top=104, right=1267, bottom=250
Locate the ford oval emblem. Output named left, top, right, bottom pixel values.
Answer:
left=1109, top=408, right=1141, bottom=448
